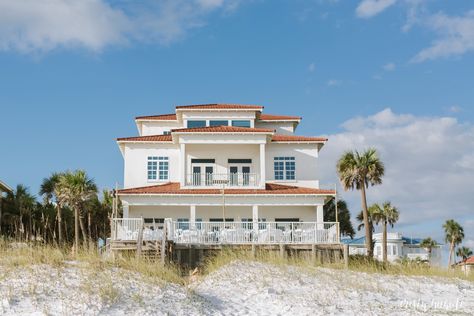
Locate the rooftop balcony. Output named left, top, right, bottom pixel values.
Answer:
left=185, top=172, right=260, bottom=188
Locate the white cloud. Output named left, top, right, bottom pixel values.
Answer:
left=327, top=79, right=341, bottom=86
left=319, top=108, right=474, bottom=230
left=412, top=10, right=474, bottom=62
left=383, top=62, right=396, bottom=71
left=308, top=62, right=316, bottom=72
left=0, top=0, right=240, bottom=53
left=355, top=0, right=397, bottom=18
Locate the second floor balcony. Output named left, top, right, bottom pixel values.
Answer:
left=185, top=172, right=260, bottom=188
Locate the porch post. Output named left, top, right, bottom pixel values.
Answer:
left=252, top=205, right=259, bottom=236
left=259, top=143, right=266, bottom=188
left=122, top=202, right=129, bottom=218
left=316, top=205, right=324, bottom=229
left=190, top=205, right=196, bottom=229
left=180, top=143, right=186, bottom=186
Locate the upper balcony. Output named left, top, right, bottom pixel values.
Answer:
left=185, top=172, right=260, bottom=188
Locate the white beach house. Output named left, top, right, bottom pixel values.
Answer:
left=343, top=233, right=442, bottom=264
left=114, top=104, right=338, bottom=245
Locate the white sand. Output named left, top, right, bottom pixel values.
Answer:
left=0, top=260, right=473, bottom=315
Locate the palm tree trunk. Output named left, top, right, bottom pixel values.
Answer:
left=448, top=240, right=454, bottom=268
left=360, top=183, right=373, bottom=257
left=57, top=204, right=62, bottom=245
left=78, top=214, right=87, bottom=248
left=383, top=221, right=388, bottom=264
left=87, top=211, right=92, bottom=244
left=74, top=207, right=79, bottom=254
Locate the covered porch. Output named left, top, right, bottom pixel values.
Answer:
left=114, top=201, right=339, bottom=245
left=112, top=218, right=339, bottom=245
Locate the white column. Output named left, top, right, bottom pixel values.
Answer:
left=190, top=205, right=196, bottom=229
left=259, top=143, right=266, bottom=188
left=180, top=143, right=186, bottom=186
left=252, top=205, right=259, bottom=233
left=316, top=205, right=324, bottom=229
left=122, top=202, right=129, bottom=218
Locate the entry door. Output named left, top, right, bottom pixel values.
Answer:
left=192, top=164, right=214, bottom=185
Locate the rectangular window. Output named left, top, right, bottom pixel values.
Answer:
left=187, top=120, right=206, bottom=128
left=163, top=131, right=171, bottom=135
left=273, top=157, right=295, bottom=180
left=177, top=218, right=189, bottom=230
left=231, top=120, right=251, bottom=128
left=209, top=120, right=229, bottom=127
left=147, top=156, right=168, bottom=181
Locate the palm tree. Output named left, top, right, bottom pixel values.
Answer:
left=39, top=173, right=63, bottom=244
left=443, top=219, right=464, bottom=267
left=371, top=202, right=399, bottom=264
left=420, top=237, right=438, bottom=261
left=323, top=197, right=356, bottom=238
left=57, top=170, right=97, bottom=252
left=12, top=185, right=36, bottom=240
left=456, top=246, right=472, bottom=262
left=337, top=148, right=384, bottom=258
left=356, top=207, right=377, bottom=234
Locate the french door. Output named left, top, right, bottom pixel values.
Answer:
left=192, top=165, right=214, bottom=186
left=229, top=165, right=251, bottom=186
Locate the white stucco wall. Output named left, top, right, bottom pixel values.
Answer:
left=128, top=205, right=318, bottom=222
left=255, top=121, right=295, bottom=134
left=121, top=141, right=322, bottom=189
left=265, top=143, right=320, bottom=188
left=123, top=143, right=180, bottom=188
left=139, top=121, right=183, bottom=136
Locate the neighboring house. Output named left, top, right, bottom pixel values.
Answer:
left=0, top=180, right=13, bottom=233
left=456, top=256, right=474, bottom=275
left=342, top=233, right=442, bottom=264
left=114, top=103, right=338, bottom=245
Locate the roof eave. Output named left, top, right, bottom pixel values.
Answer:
left=0, top=180, right=12, bottom=193
left=175, top=108, right=263, bottom=112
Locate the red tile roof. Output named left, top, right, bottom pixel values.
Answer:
left=117, top=135, right=172, bottom=142
left=171, top=126, right=274, bottom=133
left=135, top=114, right=177, bottom=121
left=271, top=134, right=327, bottom=142
left=176, top=104, right=263, bottom=110
left=259, top=114, right=301, bottom=121
left=118, top=182, right=335, bottom=195
left=464, top=256, right=474, bottom=264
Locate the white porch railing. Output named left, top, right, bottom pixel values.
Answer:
left=185, top=173, right=260, bottom=187
left=111, top=218, right=340, bottom=245
left=171, top=221, right=340, bottom=245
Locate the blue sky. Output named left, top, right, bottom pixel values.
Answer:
left=0, top=0, right=473, bottom=255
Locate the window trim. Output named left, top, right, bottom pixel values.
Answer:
left=147, top=156, right=169, bottom=182
left=273, top=157, right=296, bottom=181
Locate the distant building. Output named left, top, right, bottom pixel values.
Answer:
left=342, top=232, right=442, bottom=264
left=456, top=256, right=474, bottom=275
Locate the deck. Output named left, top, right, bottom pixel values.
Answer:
left=111, top=218, right=340, bottom=245
left=109, top=218, right=344, bottom=267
